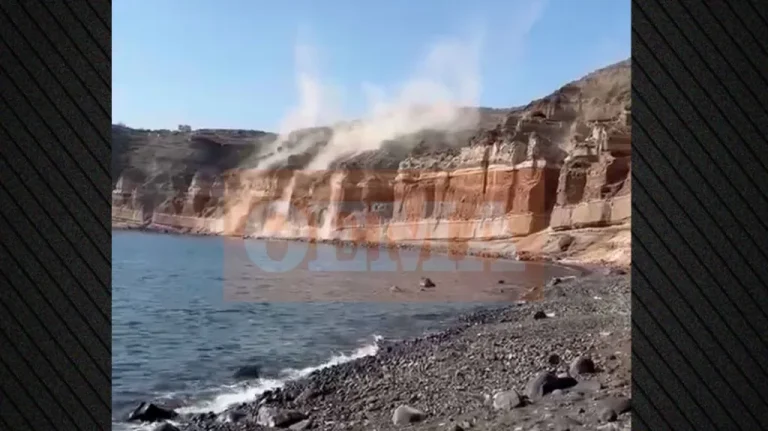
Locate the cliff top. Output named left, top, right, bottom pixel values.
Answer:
left=113, top=59, right=630, bottom=185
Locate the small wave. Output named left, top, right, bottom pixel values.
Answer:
left=175, top=335, right=383, bottom=415
left=279, top=335, right=382, bottom=381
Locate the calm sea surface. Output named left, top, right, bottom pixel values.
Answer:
left=112, top=230, right=578, bottom=429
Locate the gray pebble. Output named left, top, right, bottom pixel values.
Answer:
left=599, top=408, right=618, bottom=422
left=558, top=235, right=574, bottom=251
left=420, top=278, right=436, bottom=288
left=525, top=371, right=558, bottom=401
left=568, top=380, right=602, bottom=394
left=492, top=390, right=523, bottom=410
left=257, top=406, right=307, bottom=428
left=569, top=356, right=596, bottom=376
left=555, top=416, right=583, bottom=431
left=222, top=410, right=246, bottom=423
left=290, top=418, right=313, bottom=430
left=295, top=387, right=318, bottom=403
left=392, top=405, right=426, bottom=425
left=598, top=397, right=631, bottom=422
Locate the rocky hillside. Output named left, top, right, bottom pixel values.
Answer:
left=112, top=59, right=631, bottom=266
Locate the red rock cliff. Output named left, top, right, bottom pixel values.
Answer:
left=112, top=60, right=631, bottom=266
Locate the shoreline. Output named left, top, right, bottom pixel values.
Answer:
left=125, top=272, right=631, bottom=431
left=112, top=222, right=627, bottom=276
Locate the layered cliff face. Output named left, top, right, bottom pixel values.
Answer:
left=112, top=59, right=631, bottom=265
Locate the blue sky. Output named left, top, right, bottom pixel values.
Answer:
left=113, top=0, right=630, bottom=131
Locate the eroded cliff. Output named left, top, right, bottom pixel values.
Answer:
left=112, top=59, right=631, bottom=266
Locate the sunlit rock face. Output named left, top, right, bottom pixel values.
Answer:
left=550, top=123, right=631, bottom=231
left=112, top=60, right=632, bottom=247
left=112, top=122, right=630, bottom=240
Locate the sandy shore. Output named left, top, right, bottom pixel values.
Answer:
left=128, top=272, right=630, bottom=431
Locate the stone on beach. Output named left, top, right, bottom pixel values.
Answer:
left=568, top=379, right=602, bottom=394
left=127, top=402, right=178, bottom=422
left=558, top=234, right=574, bottom=251
left=289, top=419, right=313, bottom=430
left=598, top=397, right=631, bottom=422
left=525, top=371, right=559, bottom=401
left=257, top=406, right=307, bottom=428
left=555, top=415, right=583, bottom=431
left=569, top=356, right=596, bottom=376
left=548, top=353, right=561, bottom=365
left=392, top=405, right=427, bottom=425
left=295, top=386, right=318, bottom=403
left=492, top=390, right=523, bottom=410
left=420, top=277, right=436, bottom=288
left=548, top=276, right=577, bottom=287
left=152, top=422, right=181, bottom=431
left=221, top=410, right=246, bottom=423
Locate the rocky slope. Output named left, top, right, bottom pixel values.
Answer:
left=112, top=60, right=631, bottom=267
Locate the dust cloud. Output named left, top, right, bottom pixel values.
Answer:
left=256, top=1, right=547, bottom=171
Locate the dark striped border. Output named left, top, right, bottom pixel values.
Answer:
left=632, top=0, right=768, bottom=429
left=0, top=0, right=111, bottom=429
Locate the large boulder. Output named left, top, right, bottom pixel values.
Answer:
left=256, top=406, right=307, bottom=428
left=127, top=402, right=178, bottom=422
left=392, top=405, right=427, bottom=425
